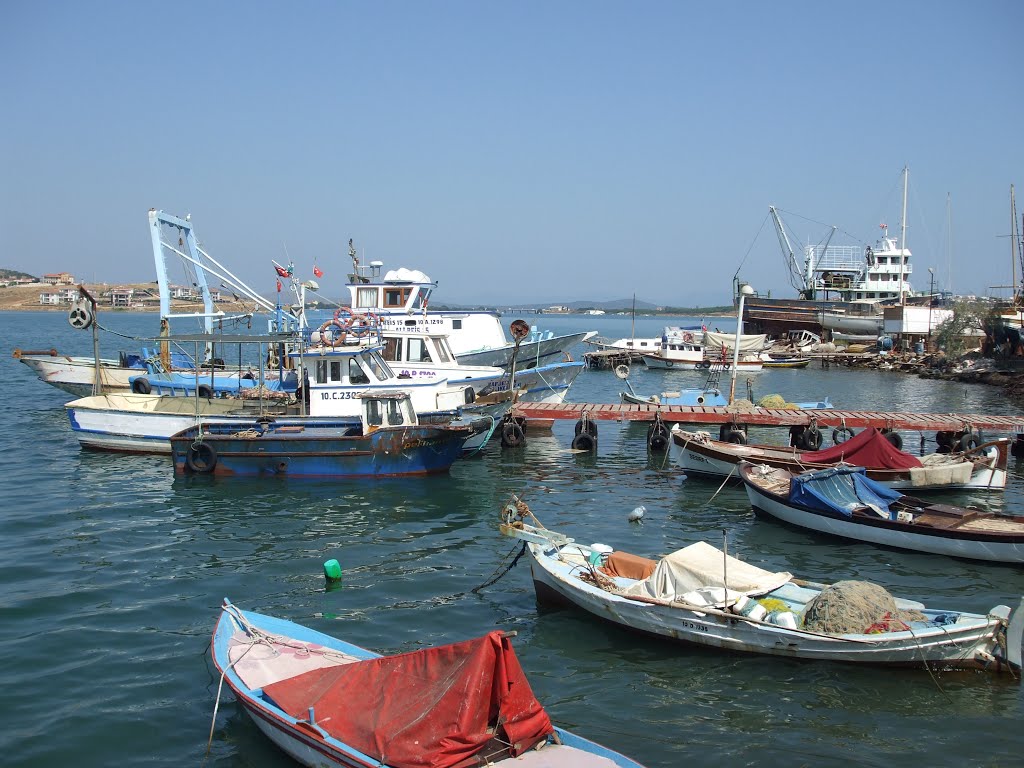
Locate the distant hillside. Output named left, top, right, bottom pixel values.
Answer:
left=0, top=268, right=37, bottom=280
left=431, top=298, right=735, bottom=315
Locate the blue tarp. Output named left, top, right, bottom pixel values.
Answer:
left=789, top=466, right=904, bottom=519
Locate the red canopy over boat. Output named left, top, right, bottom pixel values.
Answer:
left=801, top=427, right=922, bottom=469
left=262, top=631, right=553, bottom=768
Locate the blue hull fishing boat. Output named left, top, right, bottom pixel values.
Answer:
left=211, top=600, right=647, bottom=768
left=170, top=391, right=487, bottom=477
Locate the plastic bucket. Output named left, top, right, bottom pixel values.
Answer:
left=587, top=543, right=613, bottom=567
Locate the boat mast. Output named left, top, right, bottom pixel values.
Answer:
left=899, top=166, right=909, bottom=304
left=630, top=293, right=636, bottom=344
left=1012, top=185, right=1019, bottom=304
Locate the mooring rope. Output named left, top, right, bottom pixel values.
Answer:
left=472, top=542, right=527, bottom=593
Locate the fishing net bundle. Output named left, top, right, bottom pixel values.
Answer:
left=802, top=580, right=927, bottom=635
left=757, top=394, right=799, bottom=409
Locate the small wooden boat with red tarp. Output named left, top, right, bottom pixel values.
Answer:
left=210, top=599, right=646, bottom=768
left=671, top=425, right=1009, bottom=491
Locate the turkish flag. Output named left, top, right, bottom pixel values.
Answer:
left=313, top=265, right=324, bottom=278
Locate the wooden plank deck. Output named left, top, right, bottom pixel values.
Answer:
left=511, top=402, right=1024, bottom=433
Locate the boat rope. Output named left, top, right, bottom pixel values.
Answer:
left=906, top=623, right=954, bottom=703
left=471, top=542, right=527, bottom=593
left=706, top=465, right=737, bottom=504
left=461, top=415, right=497, bottom=459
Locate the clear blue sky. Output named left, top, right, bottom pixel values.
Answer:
left=3, top=1, right=1022, bottom=306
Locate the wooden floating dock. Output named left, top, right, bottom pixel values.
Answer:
left=512, top=402, right=1024, bottom=433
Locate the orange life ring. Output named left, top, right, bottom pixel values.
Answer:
left=333, top=306, right=354, bottom=326
left=348, top=312, right=374, bottom=338
left=318, top=319, right=347, bottom=347
left=682, top=331, right=694, bottom=343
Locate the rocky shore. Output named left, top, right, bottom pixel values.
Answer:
left=821, top=348, right=1024, bottom=403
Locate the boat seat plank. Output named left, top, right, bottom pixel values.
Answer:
left=512, top=744, right=623, bottom=767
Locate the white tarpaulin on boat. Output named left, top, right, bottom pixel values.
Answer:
left=622, top=541, right=792, bottom=602
left=703, top=331, right=768, bottom=354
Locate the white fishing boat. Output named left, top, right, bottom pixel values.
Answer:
left=338, top=241, right=596, bottom=368
left=371, top=324, right=582, bottom=404
left=499, top=500, right=1023, bottom=672
left=739, top=462, right=1024, bottom=563
left=744, top=168, right=916, bottom=336
left=65, top=331, right=498, bottom=454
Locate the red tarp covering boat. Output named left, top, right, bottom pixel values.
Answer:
left=801, top=427, right=922, bottom=469
left=262, top=631, right=553, bottom=768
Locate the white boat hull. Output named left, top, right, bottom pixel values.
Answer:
left=524, top=541, right=1012, bottom=667
left=743, top=480, right=1024, bottom=562
left=17, top=354, right=137, bottom=396
left=458, top=331, right=597, bottom=368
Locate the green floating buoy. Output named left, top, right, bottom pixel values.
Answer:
left=323, top=559, right=342, bottom=585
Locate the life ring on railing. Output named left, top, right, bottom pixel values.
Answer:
left=333, top=306, right=354, bottom=325
left=682, top=331, right=694, bottom=343
left=348, top=312, right=374, bottom=338
left=317, top=319, right=347, bottom=347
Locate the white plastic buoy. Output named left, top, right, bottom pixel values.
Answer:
left=627, top=505, right=646, bottom=524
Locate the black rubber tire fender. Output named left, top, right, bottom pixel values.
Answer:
left=571, top=432, right=597, bottom=452
left=185, top=442, right=217, bottom=473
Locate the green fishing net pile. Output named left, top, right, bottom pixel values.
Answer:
left=757, top=394, right=798, bottom=409
left=802, top=580, right=926, bottom=634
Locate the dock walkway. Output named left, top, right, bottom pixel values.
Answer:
left=512, top=402, right=1024, bottom=433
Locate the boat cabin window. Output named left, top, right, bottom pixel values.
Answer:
left=452, top=319, right=462, bottom=330
left=364, top=351, right=391, bottom=381
left=387, top=399, right=405, bottom=426
left=382, top=337, right=400, bottom=361
left=408, top=338, right=431, bottom=362
left=348, top=358, right=370, bottom=384
left=315, top=360, right=343, bottom=383
left=365, top=399, right=383, bottom=427
left=433, top=339, right=451, bottom=363
left=384, top=287, right=411, bottom=308
left=355, top=287, right=378, bottom=309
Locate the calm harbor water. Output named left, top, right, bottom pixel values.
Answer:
left=2, top=309, right=1023, bottom=768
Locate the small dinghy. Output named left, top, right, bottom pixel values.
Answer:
left=210, top=600, right=647, bottom=767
